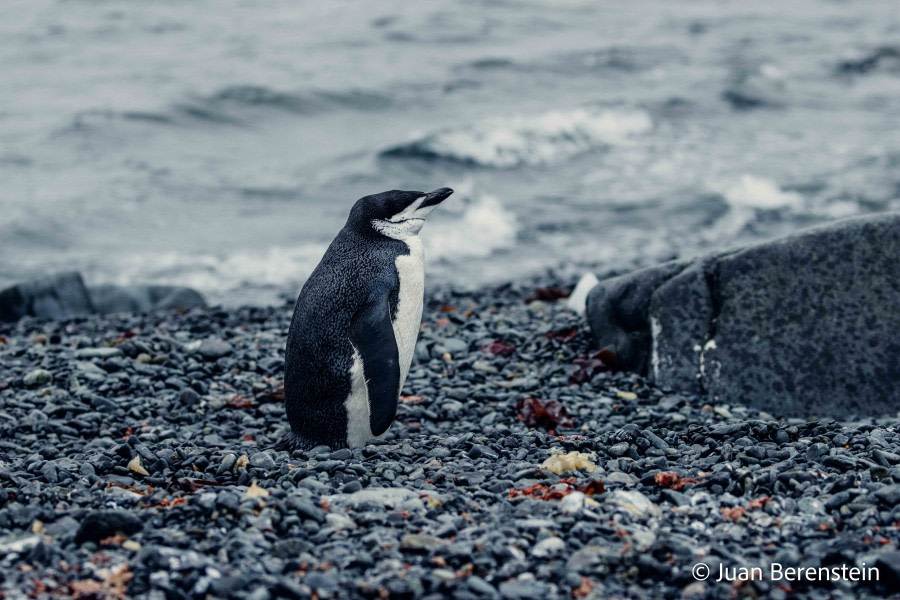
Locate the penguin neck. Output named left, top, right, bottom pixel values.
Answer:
left=369, top=219, right=424, bottom=243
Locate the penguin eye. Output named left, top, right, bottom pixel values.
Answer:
left=385, top=195, right=427, bottom=223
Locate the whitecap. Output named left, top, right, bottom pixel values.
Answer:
left=422, top=193, right=519, bottom=259
left=88, top=193, right=518, bottom=304
left=718, top=174, right=803, bottom=210
left=703, top=174, right=806, bottom=243
left=384, top=108, right=653, bottom=168
left=97, top=244, right=329, bottom=299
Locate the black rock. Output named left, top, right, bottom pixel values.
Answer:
left=642, top=430, right=669, bottom=450
left=469, top=444, right=499, bottom=460
left=216, top=491, right=241, bottom=512
left=0, top=272, right=95, bottom=323
left=285, top=496, right=325, bottom=524
left=90, top=395, right=119, bottom=413
left=249, top=452, right=276, bottom=470
left=89, top=284, right=206, bottom=315
left=74, top=510, right=143, bottom=545
left=39, top=463, right=58, bottom=484
left=341, top=480, right=363, bottom=493
left=660, top=489, right=690, bottom=507
left=875, top=550, right=900, bottom=588
left=330, top=448, right=352, bottom=461
left=585, top=213, right=900, bottom=417
left=873, top=484, right=900, bottom=506
left=585, top=260, right=689, bottom=372
left=179, top=388, right=202, bottom=407
left=0, top=273, right=205, bottom=323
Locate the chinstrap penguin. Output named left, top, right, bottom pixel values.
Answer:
left=277, top=187, right=453, bottom=451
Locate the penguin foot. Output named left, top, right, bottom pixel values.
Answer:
left=272, top=431, right=317, bottom=452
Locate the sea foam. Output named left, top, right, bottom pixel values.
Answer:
left=719, top=174, right=803, bottom=210
left=93, top=192, right=519, bottom=302
left=423, top=193, right=519, bottom=259
left=383, top=108, right=652, bottom=168
left=99, top=244, right=329, bottom=300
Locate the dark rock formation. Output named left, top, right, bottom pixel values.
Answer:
left=74, top=510, right=143, bottom=545
left=583, top=260, right=689, bottom=374
left=0, top=273, right=206, bottom=322
left=586, top=213, right=900, bottom=417
left=88, top=284, right=206, bottom=315
left=0, top=272, right=95, bottom=322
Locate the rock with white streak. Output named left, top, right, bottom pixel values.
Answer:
left=586, top=213, right=900, bottom=417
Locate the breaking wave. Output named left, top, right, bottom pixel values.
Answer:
left=95, top=244, right=330, bottom=300
left=702, top=174, right=806, bottom=242
left=81, top=192, right=519, bottom=302
left=718, top=174, right=803, bottom=210
left=381, top=108, right=653, bottom=168
left=424, top=193, right=519, bottom=260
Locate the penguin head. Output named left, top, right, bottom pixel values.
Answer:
left=349, top=188, right=453, bottom=240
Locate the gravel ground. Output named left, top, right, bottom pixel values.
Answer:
left=0, top=274, right=898, bottom=599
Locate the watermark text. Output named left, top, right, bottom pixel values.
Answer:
left=691, top=562, right=879, bottom=583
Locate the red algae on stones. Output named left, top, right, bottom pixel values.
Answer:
left=516, top=396, right=575, bottom=430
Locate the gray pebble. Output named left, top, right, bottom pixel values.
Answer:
left=198, top=338, right=233, bottom=360
left=23, top=369, right=52, bottom=387
left=249, top=452, right=276, bottom=469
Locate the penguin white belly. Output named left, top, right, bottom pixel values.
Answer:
left=391, top=236, right=425, bottom=389
left=344, top=347, right=371, bottom=448
left=343, top=236, right=424, bottom=448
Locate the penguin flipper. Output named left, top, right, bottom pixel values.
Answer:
left=349, top=291, right=400, bottom=437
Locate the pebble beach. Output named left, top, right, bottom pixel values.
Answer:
left=1, top=274, right=898, bottom=599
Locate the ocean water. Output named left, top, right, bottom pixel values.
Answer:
left=2, top=0, right=899, bottom=305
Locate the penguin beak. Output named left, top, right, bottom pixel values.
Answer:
left=420, top=187, right=454, bottom=209
left=385, top=187, right=454, bottom=227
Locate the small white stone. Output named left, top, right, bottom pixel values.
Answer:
left=0, top=535, right=41, bottom=554
left=559, top=491, right=586, bottom=515
left=531, top=536, right=566, bottom=558
left=432, top=569, right=456, bottom=582
left=606, top=490, right=661, bottom=518
left=74, top=347, right=122, bottom=359
left=23, top=369, right=52, bottom=387
left=326, top=513, right=357, bottom=530
left=713, top=405, right=733, bottom=418
left=507, top=546, right=526, bottom=561
left=127, top=455, right=149, bottom=477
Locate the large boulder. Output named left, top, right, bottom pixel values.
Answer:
left=0, top=272, right=95, bottom=323
left=88, top=285, right=206, bottom=315
left=582, top=260, right=690, bottom=374
left=585, top=213, right=900, bottom=417
left=0, top=273, right=206, bottom=322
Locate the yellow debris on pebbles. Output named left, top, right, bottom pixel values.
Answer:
left=235, top=455, right=250, bottom=470
left=541, top=451, right=597, bottom=475
left=243, top=480, right=270, bottom=500
left=127, top=456, right=149, bottom=476
left=616, top=390, right=638, bottom=401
